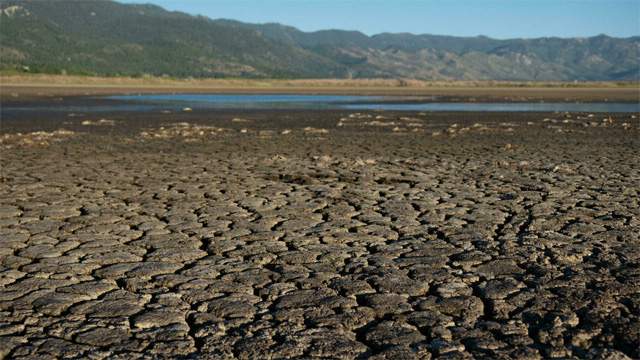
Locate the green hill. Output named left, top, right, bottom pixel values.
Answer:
left=1, top=0, right=638, bottom=81
left=0, top=0, right=346, bottom=78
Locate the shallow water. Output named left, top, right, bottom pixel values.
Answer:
left=109, top=94, right=640, bottom=112
left=344, top=102, right=640, bottom=112
left=4, top=94, right=639, bottom=114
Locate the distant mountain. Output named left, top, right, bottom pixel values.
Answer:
left=214, top=19, right=377, bottom=49
left=0, top=0, right=345, bottom=78
left=1, top=0, right=638, bottom=81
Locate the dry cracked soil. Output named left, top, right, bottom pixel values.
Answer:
left=0, top=106, right=639, bottom=359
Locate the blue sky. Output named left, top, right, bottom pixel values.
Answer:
left=118, top=0, right=639, bottom=39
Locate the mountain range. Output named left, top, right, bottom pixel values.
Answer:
left=1, top=0, right=638, bottom=81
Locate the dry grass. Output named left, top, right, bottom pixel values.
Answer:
left=0, top=130, right=75, bottom=148
left=2, top=74, right=637, bottom=88
left=338, top=113, right=425, bottom=128
left=81, top=119, right=115, bottom=126
left=140, top=123, right=231, bottom=139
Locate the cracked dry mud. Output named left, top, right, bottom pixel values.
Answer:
left=1, top=109, right=638, bottom=359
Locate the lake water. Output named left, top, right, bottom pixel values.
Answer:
left=4, top=94, right=639, bottom=114
left=108, top=94, right=639, bottom=112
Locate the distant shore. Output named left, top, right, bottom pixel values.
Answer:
left=2, top=75, right=639, bottom=104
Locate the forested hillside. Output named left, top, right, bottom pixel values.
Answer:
left=1, top=0, right=638, bottom=80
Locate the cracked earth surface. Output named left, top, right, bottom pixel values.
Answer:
left=0, top=110, right=638, bottom=359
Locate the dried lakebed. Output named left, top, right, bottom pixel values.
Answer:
left=0, top=109, right=638, bottom=359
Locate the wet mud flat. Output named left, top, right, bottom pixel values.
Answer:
left=0, top=108, right=639, bottom=359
